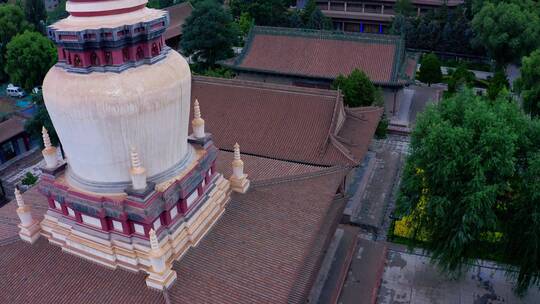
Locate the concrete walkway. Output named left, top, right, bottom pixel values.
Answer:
left=378, top=249, right=540, bottom=304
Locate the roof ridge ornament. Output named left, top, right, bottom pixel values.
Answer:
left=230, top=142, right=250, bottom=193
left=129, top=147, right=147, bottom=190
left=192, top=99, right=206, bottom=139
left=42, top=127, right=59, bottom=169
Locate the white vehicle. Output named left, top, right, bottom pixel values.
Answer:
left=6, top=84, right=26, bottom=98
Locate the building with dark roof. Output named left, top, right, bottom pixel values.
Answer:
left=0, top=153, right=350, bottom=304
left=223, top=26, right=416, bottom=90
left=191, top=76, right=383, bottom=167
left=296, top=0, right=464, bottom=33
left=163, top=2, right=193, bottom=49
left=0, top=117, right=32, bottom=165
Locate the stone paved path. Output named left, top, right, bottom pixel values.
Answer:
left=378, top=249, right=540, bottom=304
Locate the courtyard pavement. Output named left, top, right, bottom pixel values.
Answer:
left=378, top=248, right=540, bottom=304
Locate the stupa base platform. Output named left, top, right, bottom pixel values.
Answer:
left=39, top=174, right=231, bottom=278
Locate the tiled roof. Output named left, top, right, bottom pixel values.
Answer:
left=0, top=239, right=166, bottom=304
left=192, top=76, right=383, bottom=166
left=216, top=150, right=322, bottom=183
left=0, top=165, right=349, bottom=304
left=164, top=2, right=193, bottom=40
left=224, top=27, right=406, bottom=86
left=167, top=166, right=349, bottom=303
left=0, top=117, right=25, bottom=144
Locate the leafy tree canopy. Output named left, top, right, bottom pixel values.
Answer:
left=332, top=69, right=379, bottom=107
left=235, top=12, right=254, bottom=37
left=515, top=49, right=540, bottom=117
left=397, top=89, right=540, bottom=294
left=24, top=92, right=60, bottom=147
left=418, top=53, right=442, bottom=86
left=391, top=5, right=480, bottom=56
left=5, top=30, right=57, bottom=91
left=25, top=0, right=47, bottom=33
left=447, top=64, right=475, bottom=93
left=180, top=0, right=239, bottom=67
left=306, top=7, right=332, bottom=30
left=486, top=69, right=508, bottom=100
left=472, top=0, right=540, bottom=66
left=46, top=0, right=68, bottom=24
left=0, top=4, right=32, bottom=81
left=394, top=0, right=414, bottom=17
left=230, top=0, right=289, bottom=26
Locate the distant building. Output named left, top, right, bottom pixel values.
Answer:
left=0, top=117, right=32, bottom=165
left=223, top=26, right=417, bottom=115
left=163, top=2, right=193, bottom=49
left=296, top=0, right=464, bottom=33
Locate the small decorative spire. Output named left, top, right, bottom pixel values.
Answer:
left=192, top=99, right=206, bottom=139
left=230, top=142, right=250, bottom=193
left=194, top=99, right=201, bottom=119
left=15, top=187, right=40, bottom=244
left=149, top=229, right=159, bottom=251
left=130, top=147, right=142, bottom=169
left=129, top=147, right=147, bottom=190
left=233, top=143, right=241, bottom=161
left=42, top=126, right=52, bottom=148
left=41, top=126, right=58, bottom=169
left=15, top=188, right=24, bottom=208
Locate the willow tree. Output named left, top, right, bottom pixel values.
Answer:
left=397, top=89, right=540, bottom=294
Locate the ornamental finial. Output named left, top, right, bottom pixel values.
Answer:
left=130, top=147, right=142, bottom=169
left=194, top=99, right=201, bottom=119
left=15, top=188, right=24, bottom=208
left=149, top=229, right=159, bottom=251
left=42, top=126, right=52, bottom=148
left=233, top=143, right=241, bottom=161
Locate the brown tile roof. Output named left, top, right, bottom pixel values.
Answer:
left=0, top=164, right=349, bottom=304
left=0, top=117, right=25, bottom=144
left=192, top=76, right=383, bottom=166
left=0, top=239, right=166, bottom=304
left=224, top=27, right=406, bottom=86
left=216, top=150, right=322, bottom=183
left=164, top=2, right=193, bottom=40
left=167, top=166, right=349, bottom=303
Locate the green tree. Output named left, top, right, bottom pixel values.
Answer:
left=235, top=12, right=254, bottom=37
left=515, top=50, right=540, bottom=117
left=5, top=31, right=57, bottom=91
left=332, top=69, right=378, bottom=107
left=301, top=0, right=317, bottom=24
left=0, top=4, right=32, bottom=81
left=181, top=0, right=239, bottom=67
left=25, top=92, right=60, bottom=147
left=394, top=0, right=414, bottom=17
left=24, top=0, right=47, bottom=33
left=306, top=8, right=331, bottom=30
left=472, top=0, right=540, bottom=66
left=288, top=9, right=304, bottom=28
left=46, top=0, right=68, bottom=24
left=21, top=172, right=38, bottom=186
left=230, top=0, right=288, bottom=26
left=447, top=65, right=475, bottom=93
left=397, top=89, right=540, bottom=293
left=418, top=53, right=442, bottom=86
left=486, top=69, right=508, bottom=100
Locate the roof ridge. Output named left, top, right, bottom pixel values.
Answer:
left=193, top=76, right=339, bottom=98
left=251, top=165, right=351, bottom=188
left=252, top=26, right=401, bottom=43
